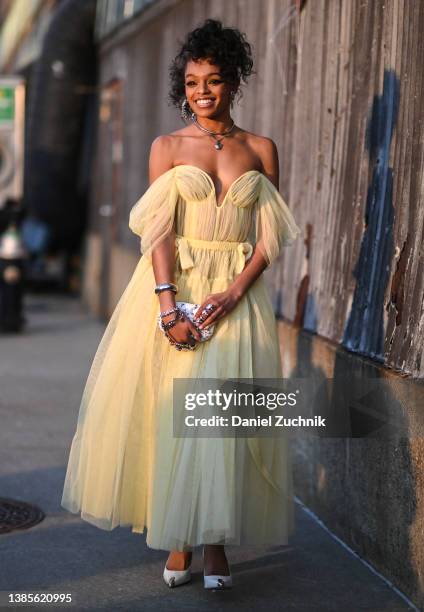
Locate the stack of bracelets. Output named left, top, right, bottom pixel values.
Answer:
left=155, top=282, right=196, bottom=351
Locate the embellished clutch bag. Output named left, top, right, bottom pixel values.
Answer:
left=157, top=301, right=216, bottom=342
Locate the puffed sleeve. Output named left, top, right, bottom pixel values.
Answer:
left=255, top=174, right=302, bottom=266
left=128, top=167, right=179, bottom=262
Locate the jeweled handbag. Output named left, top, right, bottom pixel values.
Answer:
left=157, top=301, right=216, bottom=342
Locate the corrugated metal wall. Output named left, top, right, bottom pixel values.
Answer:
left=95, top=0, right=424, bottom=376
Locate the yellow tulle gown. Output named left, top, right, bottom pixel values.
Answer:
left=61, top=164, right=302, bottom=551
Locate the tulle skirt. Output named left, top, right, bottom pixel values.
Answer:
left=61, top=244, right=295, bottom=551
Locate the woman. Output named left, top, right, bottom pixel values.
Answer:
left=61, top=18, right=301, bottom=590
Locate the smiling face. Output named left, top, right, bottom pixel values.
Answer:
left=184, top=58, right=237, bottom=118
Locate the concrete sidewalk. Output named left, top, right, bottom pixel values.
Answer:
left=0, top=294, right=416, bottom=611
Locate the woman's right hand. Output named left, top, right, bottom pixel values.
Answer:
left=161, top=313, right=203, bottom=346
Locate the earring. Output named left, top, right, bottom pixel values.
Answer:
left=181, top=98, right=195, bottom=121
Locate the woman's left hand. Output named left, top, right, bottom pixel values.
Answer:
left=193, top=288, right=243, bottom=329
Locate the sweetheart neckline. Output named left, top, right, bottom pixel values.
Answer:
left=172, top=164, right=262, bottom=209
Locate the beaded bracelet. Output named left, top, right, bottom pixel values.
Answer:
left=162, top=310, right=185, bottom=331
left=159, top=306, right=180, bottom=319
left=162, top=318, right=179, bottom=331
left=165, top=327, right=196, bottom=351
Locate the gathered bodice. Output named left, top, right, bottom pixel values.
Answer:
left=173, top=165, right=261, bottom=244
left=174, top=164, right=262, bottom=207
left=128, top=164, right=301, bottom=274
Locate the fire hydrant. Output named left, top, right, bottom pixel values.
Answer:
left=0, top=222, right=26, bottom=332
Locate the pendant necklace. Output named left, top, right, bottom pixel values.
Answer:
left=192, top=116, right=235, bottom=150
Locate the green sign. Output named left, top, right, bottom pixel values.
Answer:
left=0, top=87, right=15, bottom=122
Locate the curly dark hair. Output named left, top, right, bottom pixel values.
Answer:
left=168, top=18, right=254, bottom=111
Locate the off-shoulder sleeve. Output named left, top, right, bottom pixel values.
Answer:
left=255, top=174, right=302, bottom=266
left=128, top=167, right=178, bottom=262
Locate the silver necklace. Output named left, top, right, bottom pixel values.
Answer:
left=192, top=117, right=235, bottom=150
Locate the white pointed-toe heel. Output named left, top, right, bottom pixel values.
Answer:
left=204, top=573, right=233, bottom=589
left=163, top=565, right=191, bottom=588
left=163, top=554, right=192, bottom=588
left=202, top=547, right=233, bottom=589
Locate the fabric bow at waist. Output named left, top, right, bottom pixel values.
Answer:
left=175, top=234, right=253, bottom=275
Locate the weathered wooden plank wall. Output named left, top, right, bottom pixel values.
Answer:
left=96, top=0, right=424, bottom=375
left=286, top=0, right=424, bottom=377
